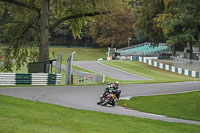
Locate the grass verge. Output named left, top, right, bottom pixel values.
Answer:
left=50, top=48, right=107, bottom=64
left=101, top=61, right=199, bottom=84
left=0, top=95, right=200, bottom=133
left=118, top=91, right=200, bottom=121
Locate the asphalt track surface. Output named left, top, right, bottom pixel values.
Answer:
left=0, top=81, right=200, bottom=125
left=73, top=61, right=150, bottom=80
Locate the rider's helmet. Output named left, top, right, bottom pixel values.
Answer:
left=114, top=81, right=119, bottom=87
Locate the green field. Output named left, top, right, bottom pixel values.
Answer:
left=50, top=47, right=107, bottom=64
left=118, top=91, right=200, bottom=121
left=0, top=94, right=199, bottom=133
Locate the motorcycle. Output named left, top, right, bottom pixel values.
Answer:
left=97, top=92, right=117, bottom=106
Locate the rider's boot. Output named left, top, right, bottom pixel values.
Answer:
left=109, top=100, right=115, bottom=106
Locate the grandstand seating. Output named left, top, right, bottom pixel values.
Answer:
left=117, top=43, right=170, bottom=56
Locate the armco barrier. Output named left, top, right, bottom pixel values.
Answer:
left=0, top=73, right=16, bottom=85
left=72, top=69, right=104, bottom=83
left=0, top=73, right=62, bottom=85
left=138, top=57, right=200, bottom=78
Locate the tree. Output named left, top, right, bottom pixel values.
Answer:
left=89, top=9, right=134, bottom=48
left=155, top=0, right=200, bottom=59
left=127, top=0, right=148, bottom=44
left=134, top=0, right=165, bottom=43
left=0, top=0, right=119, bottom=71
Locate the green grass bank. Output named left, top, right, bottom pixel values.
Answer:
left=118, top=91, right=200, bottom=121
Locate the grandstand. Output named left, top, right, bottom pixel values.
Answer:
left=117, top=42, right=170, bottom=56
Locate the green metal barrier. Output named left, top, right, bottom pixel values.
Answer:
left=16, top=74, right=32, bottom=85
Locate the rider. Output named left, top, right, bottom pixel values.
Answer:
left=97, top=81, right=121, bottom=106
left=105, top=81, right=121, bottom=99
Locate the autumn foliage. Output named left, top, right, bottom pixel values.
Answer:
left=89, top=10, right=134, bottom=48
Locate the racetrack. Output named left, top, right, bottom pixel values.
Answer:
left=0, top=81, right=200, bottom=125
left=73, top=61, right=150, bottom=80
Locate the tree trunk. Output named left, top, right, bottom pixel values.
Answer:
left=187, top=41, right=193, bottom=59
left=39, top=0, right=49, bottom=61
left=172, top=44, right=176, bottom=56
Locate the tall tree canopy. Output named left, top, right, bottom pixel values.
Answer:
left=134, top=0, right=165, bottom=43
left=155, top=0, right=200, bottom=58
left=89, top=9, right=134, bottom=48
left=0, top=0, right=119, bottom=71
